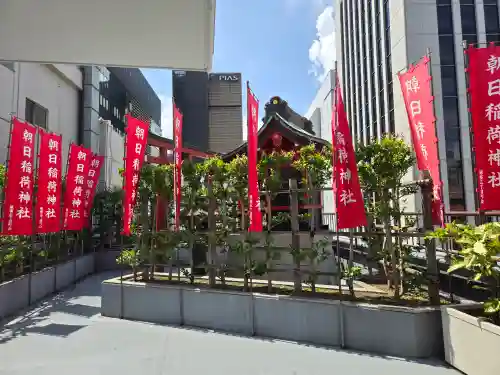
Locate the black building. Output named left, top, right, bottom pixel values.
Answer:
left=172, top=70, right=210, bottom=150
left=98, top=67, right=161, bottom=134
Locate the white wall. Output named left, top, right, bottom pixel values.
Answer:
left=0, top=62, right=81, bottom=169
left=305, top=70, right=335, bottom=227
left=99, top=120, right=125, bottom=189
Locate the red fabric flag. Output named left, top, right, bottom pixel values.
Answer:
left=398, top=56, right=444, bottom=226
left=467, top=44, right=500, bottom=210
left=2, top=118, right=37, bottom=235
left=63, top=144, right=92, bottom=231
left=247, top=83, right=262, bottom=232
left=173, top=103, right=183, bottom=231
left=332, top=78, right=367, bottom=229
left=82, top=154, right=104, bottom=228
left=123, top=114, right=149, bottom=236
left=36, top=129, right=63, bottom=233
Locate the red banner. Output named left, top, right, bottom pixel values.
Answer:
left=398, top=56, right=444, bottom=226
left=123, top=114, right=149, bottom=236
left=63, top=144, right=92, bottom=231
left=467, top=44, right=500, bottom=210
left=82, top=154, right=104, bottom=228
left=332, top=78, right=367, bottom=229
left=247, top=83, right=263, bottom=232
left=2, top=118, right=37, bottom=235
left=36, top=129, right=63, bottom=233
left=173, top=103, right=183, bottom=231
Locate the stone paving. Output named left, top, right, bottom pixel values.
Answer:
left=0, top=272, right=460, bottom=375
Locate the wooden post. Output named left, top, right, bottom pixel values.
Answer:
left=207, top=178, right=217, bottom=287
left=420, top=172, right=440, bottom=305
left=289, top=179, right=301, bottom=293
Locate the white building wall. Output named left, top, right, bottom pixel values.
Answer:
left=305, top=70, right=335, bottom=228
left=0, top=63, right=81, bottom=169
left=99, top=120, right=124, bottom=189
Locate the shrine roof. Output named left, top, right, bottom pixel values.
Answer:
left=221, top=112, right=330, bottom=159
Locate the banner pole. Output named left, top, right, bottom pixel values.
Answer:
left=462, top=41, right=481, bottom=223
left=28, top=124, right=40, bottom=306
left=426, top=47, right=445, bottom=223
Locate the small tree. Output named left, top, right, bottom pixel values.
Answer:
left=355, top=135, right=416, bottom=298
left=0, top=164, right=5, bottom=190
left=429, top=222, right=500, bottom=323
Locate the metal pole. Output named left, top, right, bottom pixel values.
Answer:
left=462, top=41, right=481, bottom=222
left=28, top=122, right=40, bottom=306
left=426, top=48, right=445, bottom=222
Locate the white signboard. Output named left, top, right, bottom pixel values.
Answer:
left=0, top=0, right=215, bottom=71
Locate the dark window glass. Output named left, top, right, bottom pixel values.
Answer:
left=463, top=33, right=478, bottom=46
left=442, top=97, right=460, bottom=129
left=437, top=0, right=452, bottom=4
left=484, top=5, right=500, bottom=34
left=25, top=98, right=48, bottom=129
left=1, top=62, right=14, bottom=72
left=487, top=34, right=500, bottom=43
left=447, top=166, right=465, bottom=200
left=460, top=4, right=477, bottom=35
left=441, top=66, right=458, bottom=96
left=437, top=6, right=454, bottom=34
left=438, top=35, right=456, bottom=65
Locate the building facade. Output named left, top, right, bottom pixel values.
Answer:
left=0, top=63, right=161, bottom=190
left=335, top=0, right=500, bottom=213
left=0, top=63, right=82, bottom=169
left=305, top=70, right=336, bottom=225
left=172, top=70, right=243, bottom=154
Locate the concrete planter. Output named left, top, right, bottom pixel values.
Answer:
left=0, top=254, right=95, bottom=320
left=441, top=304, right=500, bottom=375
left=102, top=275, right=443, bottom=358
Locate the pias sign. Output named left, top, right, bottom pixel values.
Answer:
left=215, top=74, right=240, bottom=82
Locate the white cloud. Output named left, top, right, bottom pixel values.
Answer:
left=308, top=5, right=336, bottom=82
left=159, top=95, right=173, bottom=139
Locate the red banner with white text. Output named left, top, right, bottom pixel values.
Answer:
left=467, top=44, right=500, bottom=210
left=398, top=56, right=444, bottom=226
left=2, top=118, right=37, bottom=235
left=83, top=154, right=104, bottom=228
left=63, top=144, right=92, bottom=231
left=123, top=114, right=149, bottom=236
left=173, top=103, right=183, bottom=231
left=36, top=129, right=63, bottom=233
left=247, top=83, right=263, bottom=232
left=332, top=78, right=367, bottom=230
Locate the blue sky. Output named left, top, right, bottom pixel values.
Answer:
left=141, top=0, right=335, bottom=139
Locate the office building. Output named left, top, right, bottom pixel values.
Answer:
left=0, top=63, right=82, bottom=168
left=172, top=71, right=243, bottom=154
left=335, top=0, right=500, bottom=213
left=0, top=63, right=161, bottom=189
left=305, top=70, right=336, bottom=226
left=208, top=73, right=243, bottom=154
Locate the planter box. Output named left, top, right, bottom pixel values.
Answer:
left=342, top=302, right=443, bottom=358
left=101, top=281, right=182, bottom=324
left=183, top=288, right=253, bottom=335
left=253, top=294, right=341, bottom=347
left=442, top=304, right=500, bottom=375
left=102, top=275, right=443, bottom=358
left=0, top=254, right=96, bottom=320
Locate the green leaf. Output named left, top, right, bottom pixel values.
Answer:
left=473, top=241, right=488, bottom=255
left=484, top=299, right=500, bottom=314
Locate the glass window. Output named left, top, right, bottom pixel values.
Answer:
left=25, top=98, right=48, bottom=129
left=443, top=97, right=460, bottom=129
left=447, top=166, right=465, bottom=200
left=437, top=0, right=452, bottom=4
left=437, top=6, right=454, bottom=34
left=460, top=4, right=477, bottom=35
left=439, top=35, right=456, bottom=65
left=441, top=66, right=458, bottom=97
left=484, top=5, right=500, bottom=34
left=463, top=34, right=478, bottom=47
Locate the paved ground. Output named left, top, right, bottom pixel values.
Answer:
left=0, top=272, right=459, bottom=375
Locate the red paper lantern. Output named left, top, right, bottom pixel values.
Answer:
left=272, top=132, right=282, bottom=148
